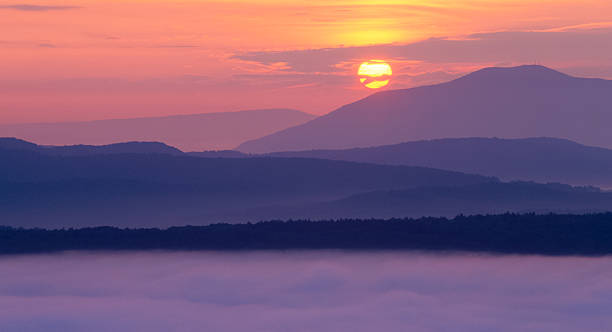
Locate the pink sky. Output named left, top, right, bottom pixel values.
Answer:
left=2, top=0, right=612, bottom=123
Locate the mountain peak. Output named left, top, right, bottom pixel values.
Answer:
left=237, top=65, right=612, bottom=153
left=455, top=65, right=571, bottom=84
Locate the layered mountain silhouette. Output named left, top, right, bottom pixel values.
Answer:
left=237, top=65, right=612, bottom=153
left=9, top=136, right=612, bottom=187
left=292, top=182, right=611, bottom=220
left=225, top=182, right=612, bottom=221
left=267, top=137, right=612, bottom=187
left=1, top=148, right=490, bottom=191
left=0, top=109, right=315, bottom=152
left=2, top=138, right=612, bottom=228
left=0, top=142, right=495, bottom=227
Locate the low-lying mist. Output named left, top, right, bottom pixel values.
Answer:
left=1, top=251, right=611, bottom=331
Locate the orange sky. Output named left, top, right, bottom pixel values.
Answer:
left=2, top=0, right=612, bottom=123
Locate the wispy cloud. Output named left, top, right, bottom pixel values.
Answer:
left=0, top=4, right=79, bottom=11
left=233, top=28, right=612, bottom=74
left=535, top=21, right=612, bottom=32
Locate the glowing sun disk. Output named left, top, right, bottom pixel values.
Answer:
left=358, top=60, right=392, bottom=89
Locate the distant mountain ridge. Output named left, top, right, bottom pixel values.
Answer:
left=302, top=182, right=610, bottom=220
left=237, top=65, right=612, bottom=153
left=2, top=137, right=612, bottom=227
left=267, top=137, right=612, bottom=187
left=0, top=144, right=495, bottom=227
left=0, top=139, right=612, bottom=227
left=7, top=136, right=612, bottom=187
left=0, top=109, right=315, bottom=152
left=0, top=137, right=182, bottom=156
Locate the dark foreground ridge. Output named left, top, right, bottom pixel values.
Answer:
left=2, top=213, right=612, bottom=255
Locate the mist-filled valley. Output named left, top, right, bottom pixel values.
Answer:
left=1, top=251, right=611, bottom=332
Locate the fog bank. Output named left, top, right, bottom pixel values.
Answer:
left=1, top=251, right=611, bottom=331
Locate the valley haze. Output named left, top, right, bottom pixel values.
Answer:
left=2, top=136, right=612, bottom=227
left=0, top=109, right=314, bottom=152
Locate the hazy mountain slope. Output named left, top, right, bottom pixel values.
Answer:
left=0, top=109, right=315, bottom=152
left=5, top=177, right=612, bottom=228
left=237, top=66, right=612, bottom=153
left=267, top=137, right=612, bottom=187
left=3, top=144, right=611, bottom=227
left=0, top=147, right=495, bottom=227
left=317, top=182, right=611, bottom=219
left=0, top=148, right=493, bottom=190
left=240, top=182, right=612, bottom=221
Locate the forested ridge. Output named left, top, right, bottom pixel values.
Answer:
left=2, top=213, right=612, bottom=255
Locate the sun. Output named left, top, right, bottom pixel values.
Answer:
left=358, top=60, right=392, bottom=89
